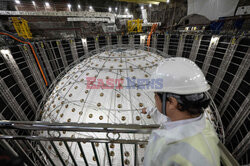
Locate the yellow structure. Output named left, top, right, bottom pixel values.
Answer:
left=11, top=17, right=32, bottom=39
left=127, top=19, right=143, bottom=33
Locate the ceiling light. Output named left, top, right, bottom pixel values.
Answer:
left=67, top=4, right=71, bottom=9
left=149, top=4, right=152, bottom=7
left=0, top=49, right=11, bottom=55
left=15, top=0, right=20, bottom=4
left=167, top=0, right=170, bottom=3
left=45, top=2, right=50, bottom=7
left=109, top=7, right=112, bottom=12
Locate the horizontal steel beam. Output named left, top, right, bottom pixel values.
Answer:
left=0, top=135, right=149, bottom=144
left=116, top=0, right=160, bottom=5
left=67, top=17, right=111, bottom=23
left=0, top=120, right=159, bottom=134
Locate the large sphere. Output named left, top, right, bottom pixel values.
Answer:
left=40, top=48, right=164, bottom=165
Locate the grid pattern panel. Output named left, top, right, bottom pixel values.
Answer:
left=182, top=35, right=194, bottom=58
left=195, top=35, right=211, bottom=68
left=168, top=34, right=179, bottom=56
left=75, top=39, right=85, bottom=58
left=206, top=37, right=230, bottom=84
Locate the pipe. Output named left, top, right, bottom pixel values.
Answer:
left=0, top=32, right=48, bottom=86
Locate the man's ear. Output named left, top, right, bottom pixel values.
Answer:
left=169, top=97, right=178, bottom=106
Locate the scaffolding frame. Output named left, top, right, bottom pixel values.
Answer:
left=11, top=17, right=32, bottom=39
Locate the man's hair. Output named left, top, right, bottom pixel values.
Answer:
left=156, top=92, right=210, bottom=115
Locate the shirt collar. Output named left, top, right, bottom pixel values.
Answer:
left=160, top=114, right=203, bottom=130
left=151, top=114, right=206, bottom=144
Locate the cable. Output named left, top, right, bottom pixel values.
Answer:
left=0, top=32, right=48, bottom=86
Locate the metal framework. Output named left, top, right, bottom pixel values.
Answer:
left=0, top=32, right=249, bottom=165
left=11, top=17, right=32, bottom=39
left=0, top=121, right=239, bottom=166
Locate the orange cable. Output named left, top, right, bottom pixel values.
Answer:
left=0, top=32, right=48, bottom=86
left=147, top=24, right=158, bottom=50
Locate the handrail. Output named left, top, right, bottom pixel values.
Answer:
left=0, top=120, right=159, bottom=134
left=0, top=120, right=239, bottom=165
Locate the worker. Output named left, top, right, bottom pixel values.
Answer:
left=143, top=57, right=220, bottom=166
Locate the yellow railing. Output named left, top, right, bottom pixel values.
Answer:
left=11, top=17, right=32, bottom=39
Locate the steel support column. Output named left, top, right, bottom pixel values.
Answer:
left=95, top=36, right=100, bottom=53
left=225, top=94, right=250, bottom=142
left=57, top=40, right=68, bottom=68
left=0, top=78, right=28, bottom=120
left=129, top=35, right=134, bottom=48
left=189, top=35, right=203, bottom=61
left=0, top=50, right=38, bottom=112
left=152, top=34, right=157, bottom=52
left=118, top=35, right=122, bottom=46
left=219, top=42, right=250, bottom=116
left=70, top=39, right=79, bottom=61
left=36, top=42, right=56, bottom=82
left=211, top=37, right=240, bottom=98
left=176, top=34, right=186, bottom=57
left=106, top=35, right=112, bottom=50
left=81, top=38, right=88, bottom=54
left=233, top=132, right=250, bottom=161
left=202, top=35, right=221, bottom=76
left=19, top=45, right=46, bottom=95
left=163, top=34, right=170, bottom=54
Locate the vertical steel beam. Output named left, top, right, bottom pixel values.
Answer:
left=56, top=40, right=68, bottom=68
left=19, top=45, right=47, bottom=95
left=105, top=143, right=112, bottom=166
left=140, top=35, right=146, bottom=48
left=64, top=141, right=78, bottom=166
left=49, top=41, right=63, bottom=73
left=77, top=142, right=89, bottom=166
left=81, top=38, right=88, bottom=55
left=105, top=35, right=111, bottom=50
left=218, top=42, right=250, bottom=116
left=91, top=142, right=100, bottom=166
left=163, top=34, right=170, bottom=54
left=152, top=34, right=157, bottom=52
left=189, top=35, right=203, bottom=62
left=70, top=39, right=79, bottom=61
left=0, top=139, right=18, bottom=157
left=129, top=35, right=134, bottom=48
left=225, top=93, right=250, bottom=142
left=118, top=35, right=122, bottom=46
left=176, top=34, right=186, bottom=57
left=211, top=37, right=240, bottom=98
left=0, top=78, right=28, bottom=120
left=134, top=144, right=137, bottom=166
left=38, top=141, right=56, bottom=166
left=95, top=36, right=100, bottom=53
left=0, top=114, right=36, bottom=166
left=50, top=141, right=66, bottom=166
left=120, top=143, right=124, bottom=166
left=36, top=42, right=56, bottom=82
left=0, top=49, right=38, bottom=112
left=44, top=42, right=60, bottom=76
left=202, top=35, right=221, bottom=76
left=24, top=140, right=47, bottom=165
left=233, top=132, right=250, bottom=161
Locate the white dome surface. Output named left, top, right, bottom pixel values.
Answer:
left=40, top=48, right=165, bottom=166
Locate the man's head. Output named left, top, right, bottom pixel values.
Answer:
left=154, top=92, right=210, bottom=121
left=149, top=57, right=211, bottom=120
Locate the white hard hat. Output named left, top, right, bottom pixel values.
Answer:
left=149, top=57, right=210, bottom=94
